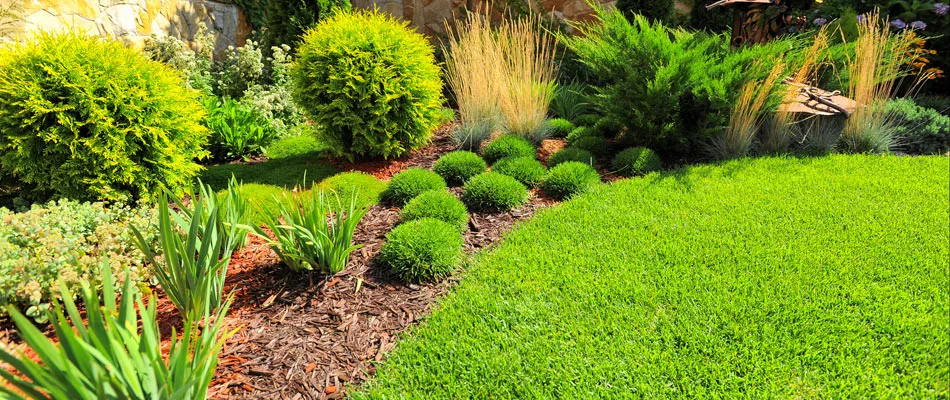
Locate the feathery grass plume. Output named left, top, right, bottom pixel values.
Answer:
left=761, top=27, right=830, bottom=154
left=711, top=60, right=785, bottom=159
left=443, top=12, right=505, bottom=149
left=495, top=15, right=559, bottom=143
left=841, top=9, right=913, bottom=153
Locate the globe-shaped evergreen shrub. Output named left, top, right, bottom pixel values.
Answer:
left=381, top=168, right=447, bottom=205
left=461, top=172, right=528, bottom=212
left=379, top=218, right=463, bottom=282
left=612, top=147, right=661, bottom=177
left=566, top=126, right=598, bottom=145
left=548, top=147, right=594, bottom=167
left=546, top=118, right=576, bottom=137
left=541, top=161, right=601, bottom=200
left=401, top=190, right=469, bottom=232
left=482, top=135, right=535, bottom=164
left=0, top=32, right=209, bottom=202
left=491, top=156, right=547, bottom=187
left=572, top=136, right=609, bottom=157
left=291, top=11, right=443, bottom=160
left=432, top=151, right=487, bottom=186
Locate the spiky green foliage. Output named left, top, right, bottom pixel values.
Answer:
left=291, top=10, right=443, bottom=160
left=254, top=190, right=369, bottom=274
left=0, top=265, right=234, bottom=400
left=401, top=190, right=470, bottom=232
left=546, top=118, right=576, bottom=137
left=357, top=155, right=948, bottom=399
left=541, top=161, right=601, bottom=200
left=379, top=218, right=463, bottom=282
left=548, top=147, right=594, bottom=167
left=433, top=151, right=488, bottom=186
left=0, top=32, right=209, bottom=202
left=566, top=126, right=598, bottom=144
left=562, top=8, right=795, bottom=160
left=611, top=147, right=661, bottom=177
left=132, top=188, right=237, bottom=324
left=382, top=168, right=447, bottom=206
left=203, top=97, right=279, bottom=162
left=549, top=83, right=592, bottom=122
left=491, top=156, right=547, bottom=187
left=461, top=172, right=528, bottom=212
left=482, top=135, right=536, bottom=164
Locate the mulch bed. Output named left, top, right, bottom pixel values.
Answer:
left=0, top=126, right=560, bottom=399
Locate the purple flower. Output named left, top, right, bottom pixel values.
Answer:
left=910, top=20, right=927, bottom=29
left=935, top=3, right=948, bottom=16
left=813, top=17, right=828, bottom=26
left=856, top=14, right=867, bottom=24
left=890, top=19, right=907, bottom=29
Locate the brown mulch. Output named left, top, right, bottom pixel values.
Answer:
left=0, top=124, right=561, bottom=399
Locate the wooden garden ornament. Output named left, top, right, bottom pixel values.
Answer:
left=706, top=0, right=790, bottom=46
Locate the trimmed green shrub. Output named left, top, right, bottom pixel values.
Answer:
left=316, top=171, right=387, bottom=208
left=572, top=136, right=609, bottom=157
left=291, top=10, right=443, bottom=160
left=492, top=156, right=547, bottom=187
left=885, top=98, right=950, bottom=155
left=380, top=218, right=463, bottom=282
left=541, top=161, right=600, bottom=199
left=433, top=151, right=488, bottom=186
left=593, top=117, right=624, bottom=138
left=0, top=32, right=209, bottom=202
left=382, top=168, right=447, bottom=205
left=482, top=135, right=536, bottom=164
left=0, top=200, right=156, bottom=323
left=546, top=118, right=576, bottom=137
left=566, top=126, right=599, bottom=144
left=612, top=147, right=661, bottom=177
left=401, top=190, right=469, bottom=232
left=548, top=147, right=595, bottom=167
left=264, top=0, right=351, bottom=51
left=462, top=172, right=529, bottom=212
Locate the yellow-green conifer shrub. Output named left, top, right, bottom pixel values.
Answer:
left=291, top=10, right=443, bottom=160
left=0, top=32, right=209, bottom=202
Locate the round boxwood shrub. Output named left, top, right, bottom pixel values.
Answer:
left=572, top=135, right=609, bottom=157
left=0, top=32, right=209, bottom=202
left=491, top=156, right=546, bottom=187
left=379, top=218, right=463, bottom=282
left=548, top=147, right=594, bottom=167
left=612, top=147, right=661, bottom=177
left=461, top=172, right=529, bottom=212
left=541, top=161, right=600, bottom=200
left=432, top=151, right=487, bottom=186
left=291, top=11, right=443, bottom=160
left=482, top=134, right=535, bottom=164
left=566, top=126, right=599, bottom=145
left=401, top=190, right=469, bottom=232
left=546, top=118, right=575, bottom=137
left=381, top=168, right=446, bottom=205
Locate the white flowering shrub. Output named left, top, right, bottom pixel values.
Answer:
left=0, top=200, right=157, bottom=322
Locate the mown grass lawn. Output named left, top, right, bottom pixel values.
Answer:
left=357, top=155, right=949, bottom=398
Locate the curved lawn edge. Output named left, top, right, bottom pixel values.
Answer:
left=355, top=155, right=950, bottom=398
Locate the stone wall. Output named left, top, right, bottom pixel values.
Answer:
left=351, top=0, right=615, bottom=39
left=0, top=0, right=249, bottom=55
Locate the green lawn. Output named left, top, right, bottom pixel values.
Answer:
left=357, top=155, right=949, bottom=398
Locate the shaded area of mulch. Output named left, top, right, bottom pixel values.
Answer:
left=208, top=196, right=552, bottom=399
left=327, top=124, right=458, bottom=180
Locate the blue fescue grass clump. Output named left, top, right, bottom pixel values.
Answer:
left=379, top=218, right=463, bottom=282
left=546, top=118, right=575, bottom=137
left=461, top=172, right=528, bottom=212
left=547, top=147, right=594, bottom=167
left=491, top=156, right=546, bottom=187
left=611, top=147, right=661, bottom=176
left=541, top=161, right=600, bottom=199
left=400, top=190, right=469, bottom=232
left=432, top=151, right=487, bottom=186
left=357, top=155, right=950, bottom=399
